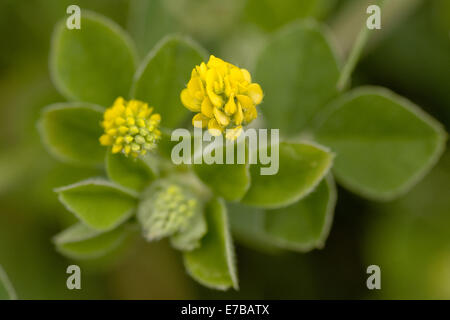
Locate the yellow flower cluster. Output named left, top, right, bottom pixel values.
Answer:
left=99, top=97, right=161, bottom=158
left=181, top=55, right=263, bottom=140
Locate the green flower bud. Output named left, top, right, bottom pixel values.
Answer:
left=138, top=181, right=201, bottom=241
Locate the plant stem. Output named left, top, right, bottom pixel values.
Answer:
left=336, top=0, right=385, bottom=91
left=336, top=26, right=370, bottom=91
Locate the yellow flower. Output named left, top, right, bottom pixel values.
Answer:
left=99, top=97, right=161, bottom=157
left=180, top=55, right=263, bottom=139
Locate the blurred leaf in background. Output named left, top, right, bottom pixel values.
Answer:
left=361, top=0, right=450, bottom=128
left=255, top=20, right=341, bottom=135
left=244, top=0, right=337, bottom=32
left=365, top=151, right=450, bottom=299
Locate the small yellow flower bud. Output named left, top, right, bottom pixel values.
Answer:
left=233, top=104, right=244, bottom=125
left=208, top=118, right=223, bottom=136
left=225, top=126, right=243, bottom=140
left=192, top=113, right=209, bottom=128
left=244, top=105, right=257, bottom=123
left=181, top=55, right=263, bottom=140
left=180, top=89, right=201, bottom=112
left=99, top=134, right=113, bottom=145
left=236, top=95, right=253, bottom=110
left=224, top=94, right=237, bottom=115
left=241, top=69, right=252, bottom=83
left=213, top=107, right=230, bottom=126
left=99, top=97, right=162, bottom=157
left=201, top=99, right=214, bottom=118
left=247, top=83, right=263, bottom=105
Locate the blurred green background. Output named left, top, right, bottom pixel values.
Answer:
left=0, top=0, right=449, bottom=299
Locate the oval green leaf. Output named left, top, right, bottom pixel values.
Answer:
left=183, top=198, right=238, bottom=290
left=314, top=87, right=447, bottom=200
left=53, top=223, right=129, bottom=260
left=241, top=142, right=333, bottom=209
left=228, top=203, right=282, bottom=254
left=127, top=0, right=180, bottom=57
left=255, top=20, right=340, bottom=135
left=244, top=0, right=332, bottom=31
left=131, top=35, right=207, bottom=128
left=265, top=176, right=336, bottom=251
left=106, top=152, right=157, bottom=192
left=56, top=179, right=138, bottom=231
left=38, top=103, right=105, bottom=166
left=50, top=11, right=136, bottom=106
left=0, top=266, right=16, bottom=300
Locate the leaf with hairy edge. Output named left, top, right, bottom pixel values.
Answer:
left=228, top=176, right=336, bottom=253
left=184, top=198, right=238, bottom=290
left=38, top=103, right=105, bottom=166
left=53, top=223, right=129, bottom=259
left=228, top=202, right=281, bottom=254
left=56, top=179, right=138, bottom=231
left=314, top=87, right=447, bottom=200
left=265, top=176, right=336, bottom=251
left=50, top=11, right=136, bottom=106
left=106, top=152, right=157, bottom=192
left=193, top=139, right=250, bottom=202
left=255, top=20, right=340, bottom=135
left=241, top=142, right=333, bottom=209
left=131, top=35, right=207, bottom=128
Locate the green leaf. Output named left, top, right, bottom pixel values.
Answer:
left=229, top=176, right=336, bottom=253
left=127, top=0, right=180, bottom=57
left=314, top=87, right=447, bottom=200
left=193, top=139, right=250, bottom=202
left=106, top=152, right=157, bottom=192
left=0, top=265, right=16, bottom=300
left=56, top=179, right=138, bottom=231
left=53, top=223, right=129, bottom=259
left=364, top=4, right=450, bottom=125
left=183, top=198, right=238, bottom=290
left=265, top=176, right=336, bottom=251
left=131, top=35, right=207, bottom=128
left=38, top=103, right=105, bottom=166
left=228, top=203, right=281, bottom=254
left=244, top=0, right=334, bottom=31
left=170, top=208, right=207, bottom=251
left=241, top=142, right=333, bottom=209
left=163, top=0, right=244, bottom=39
left=435, top=0, right=450, bottom=33
left=50, top=11, right=136, bottom=106
left=364, top=151, right=450, bottom=299
left=255, top=20, right=340, bottom=135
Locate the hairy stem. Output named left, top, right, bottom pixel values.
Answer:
left=336, top=24, right=371, bottom=91
left=335, top=0, right=407, bottom=91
